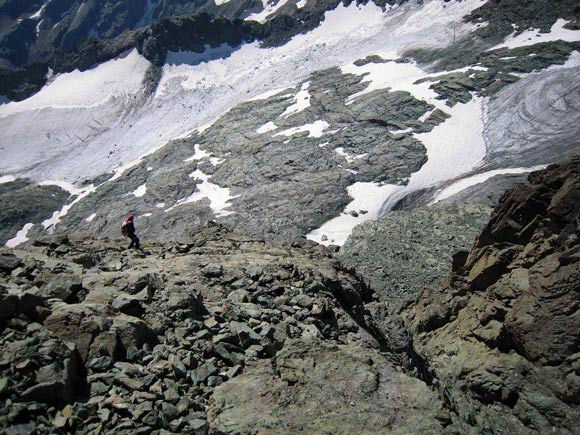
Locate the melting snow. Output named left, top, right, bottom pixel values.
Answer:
left=489, top=19, right=580, bottom=51
left=275, top=120, right=330, bottom=138
left=5, top=223, right=34, bottom=248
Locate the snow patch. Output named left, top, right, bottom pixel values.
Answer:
left=42, top=185, right=96, bottom=230
left=275, top=120, right=330, bottom=138
left=489, top=19, right=580, bottom=51
left=335, top=147, right=368, bottom=163
left=132, top=183, right=147, bottom=198
left=30, top=4, right=46, bottom=19
left=215, top=0, right=231, bottom=5
left=5, top=223, right=34, bottom=248
left=280, top=82, right=311, bottom=117
left=86, top=213, right=96, bottom=222
left=256, top=121, right=278, bottom=134
left=184, top=144, right=212, bottom=162
left=306, top=183, right=401, bottom=246
left=0, top=175, right=16, bottom=184
left=166, top=170, right=238, bottom=217
left=246, top=0, right=292, bottom=23
left=156, top=202, right=165, bottom=208
left=389, top=127, right=413, bottom=134
left=308, top=96, right=488, bottom=246
left=296, top=0, right=307, bottom=8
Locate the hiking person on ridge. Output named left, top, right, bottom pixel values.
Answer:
left=121, top=213, right=140, bottom=250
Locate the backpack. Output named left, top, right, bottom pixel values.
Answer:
left=121, top=222, right=128, bottom=236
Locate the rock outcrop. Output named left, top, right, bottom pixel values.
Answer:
left=405, top=155, right=580, bottom=433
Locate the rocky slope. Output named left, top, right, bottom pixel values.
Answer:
left=0, top=223, right=447, bottom=434
left=1, top=154, right=579, bottom=434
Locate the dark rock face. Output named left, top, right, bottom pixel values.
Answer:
left=404, top=155, right=580, bottom=433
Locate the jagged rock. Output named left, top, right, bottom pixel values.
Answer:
left=405, top=155, right=580, bottom=434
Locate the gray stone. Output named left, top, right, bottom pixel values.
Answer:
left=230, top=321, right=261, bottom=349
left=191, top=362, right=218, bottom=385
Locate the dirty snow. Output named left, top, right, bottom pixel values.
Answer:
left=5, top=223, right=34, bottom=248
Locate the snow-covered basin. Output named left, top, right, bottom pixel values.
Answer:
left=0, top=0, right=486, bottom=185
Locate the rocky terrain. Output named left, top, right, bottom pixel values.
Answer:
left=1, top=153, right=579, bottom=434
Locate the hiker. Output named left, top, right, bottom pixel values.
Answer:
left=121, top=213, right=140, bottom=250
